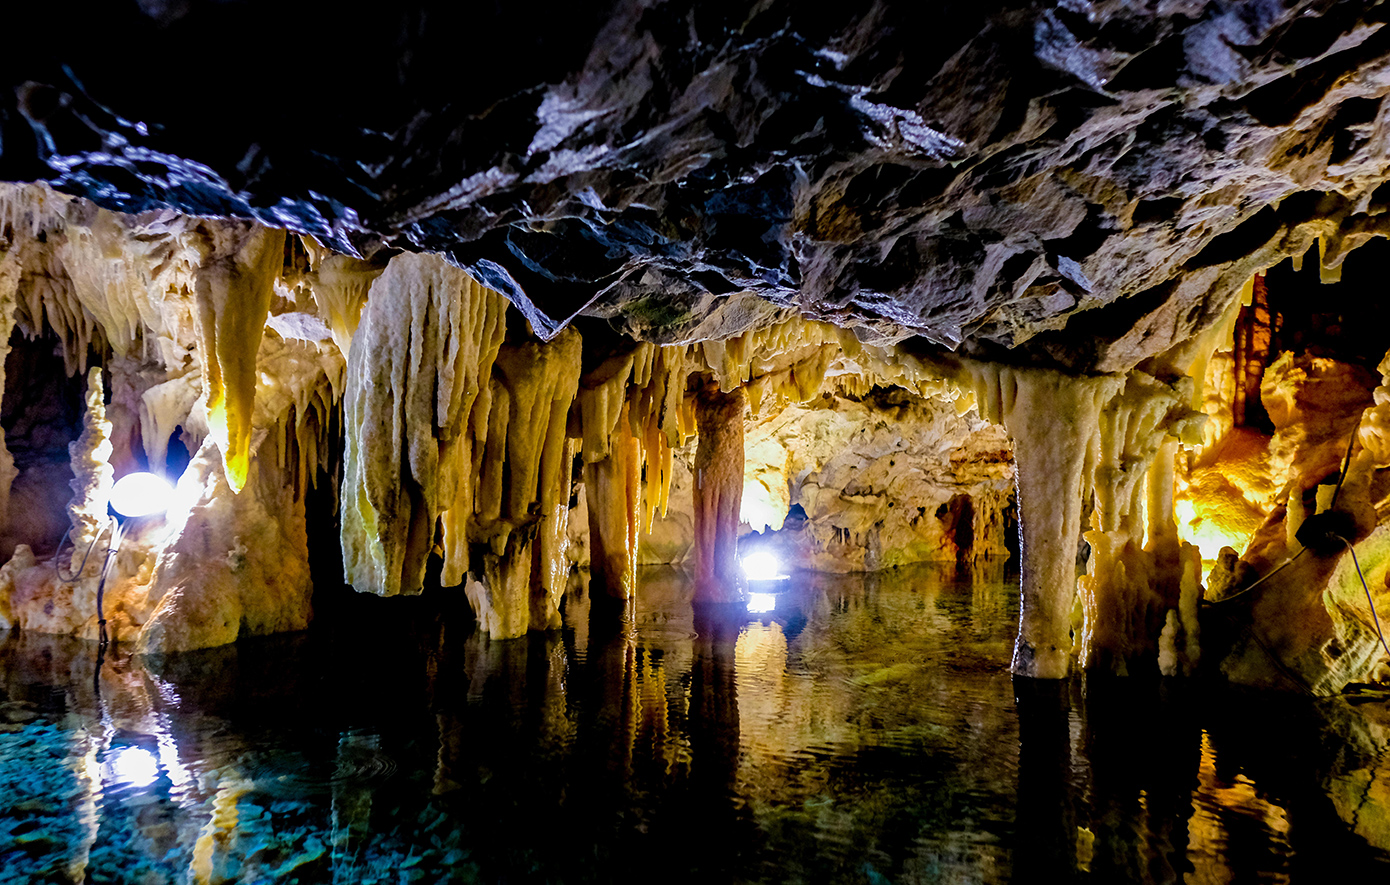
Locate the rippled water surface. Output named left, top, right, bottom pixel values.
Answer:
left=1, top=564, right=1388, bottom=883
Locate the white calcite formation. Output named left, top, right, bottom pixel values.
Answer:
left=339, top=253, right=509, bottom=599
left=0, top=182, right=1386, bottom=696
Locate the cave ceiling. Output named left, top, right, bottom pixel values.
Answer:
left=4, top=0, right=1390, bottom=372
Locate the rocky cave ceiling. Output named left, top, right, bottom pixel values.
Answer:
left=5, top=0, right=1389, bottom=370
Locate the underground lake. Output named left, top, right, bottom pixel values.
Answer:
left=2, top=564, right=1387, bottom=884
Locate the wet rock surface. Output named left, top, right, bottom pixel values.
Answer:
left=6, top=2, right=1390, bottom=367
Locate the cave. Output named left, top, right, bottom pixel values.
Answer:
left=0, top=1, right=1389, bottom=881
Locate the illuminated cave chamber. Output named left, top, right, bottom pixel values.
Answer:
left=0, top=186, right=1017, bottom=653
left=0, top=183, right=1388, bottom=694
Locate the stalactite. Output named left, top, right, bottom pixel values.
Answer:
left=311, top=252, right=383, bottom=359
left=577, top=344, right=651, bottom=599
left=693, top=384, right=745, bottom=604
left=468, top=328, right=581, bottom=636
left=341, top=253, right=508, bottom=597
left=585, top=399, right=643, bottom=599
left=191, top=222, right=287, bottom=493
left=254, top=334, right=346, bottom=503
left=15, top=245, right=105, bottom=377
left=698, top=315, right=839, bottom=396
left=966, top=365, right=1122, bottom=679
left=574, top=337, right=698, bottom=597
left=0, top=242, right=24, bottom=526
left=627, top=345, right=691, bottom=533
left=58, top=204, right=171, bottom=360
left=1318, top=233, right=1343, bottom=284
left=536, top=437, right=579, bottom=620
left=1231, top=273, right=1274, bottom=429
left=1074, top=372, right=1204, bottom=674
left=578, top=345, right=651, bottom=461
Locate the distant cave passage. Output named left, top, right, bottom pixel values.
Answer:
left=936, top=494, right=976, bottom=565
left=0, top=330, right=86, bottom=558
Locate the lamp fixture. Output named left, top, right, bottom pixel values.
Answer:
left=108, top=472, right=175, bottom=520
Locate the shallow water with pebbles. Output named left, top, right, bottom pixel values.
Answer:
left=0, top=562, right=1387, bottom=883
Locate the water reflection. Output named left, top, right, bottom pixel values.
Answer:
left=0, top=563, right=1386, bottom=883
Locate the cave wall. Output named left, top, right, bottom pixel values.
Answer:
left=0, top=181, right=1384, bottom=693
left=638, top=384, right=1016, bottom=573
left=1, top=0, right=1390, bottom=692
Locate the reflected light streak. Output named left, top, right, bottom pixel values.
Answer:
left=106, top=746, right=159, bottom=790
left=747, top=592, right=778, bottom=613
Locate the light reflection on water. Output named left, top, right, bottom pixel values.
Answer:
left=0, top=562, right=1386, bottom=884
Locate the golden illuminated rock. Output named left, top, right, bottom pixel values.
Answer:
left=191, top=223, right=286, bottom=493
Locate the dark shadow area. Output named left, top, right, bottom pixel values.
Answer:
left=0, top=329, right=86, bottom=558
left=1264, top=237, right=1390, bottom=371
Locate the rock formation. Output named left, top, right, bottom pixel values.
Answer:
left=0, top=2, right=1387, bottom=693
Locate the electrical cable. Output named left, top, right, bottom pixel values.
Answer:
left=1334, top=534, right=1390, bottom=663
left=1329, top=418, right=1359, bottom=511
left=94, top=519, right=125, bottom=647
left=1206, top=546, right=1306, bottom=606
left=1208, top=421, right=1360, bottom=608
left=54, top=517, right=113, bottom=584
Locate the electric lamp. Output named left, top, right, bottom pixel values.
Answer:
left=89, top=472, right=175, bottom=647
left=741, top=550, right=787, bottom=582
left=108, top=472, right=175, bottom=520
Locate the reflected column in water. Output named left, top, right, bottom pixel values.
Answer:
left=1012, top=679, right=1082, bottom=882
left=1076, top=680, right=1201, bottom=883
left=681, top=607, right=747, bottom=875
left=432, top=625, right=574, bottom=795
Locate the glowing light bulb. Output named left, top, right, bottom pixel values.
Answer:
left=108, top=472, right=175, bottom=519
left=741, top=551, right=786, bottom=581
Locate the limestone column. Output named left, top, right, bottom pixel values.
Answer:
left=693, top=384, right=745, bottom=604
left=585, top=401, right=642, bottom=600
left=1000, top=370, right=1119, bottom=679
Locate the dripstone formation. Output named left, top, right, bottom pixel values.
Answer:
left=0, top=1, right=1387, bottom=692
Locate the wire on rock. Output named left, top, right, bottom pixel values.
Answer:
left=55, top=518, right=114, bottom=584
left=1206, top=546, right=1307, bottom=607
left=1335, top=535, right=1390, bottom=663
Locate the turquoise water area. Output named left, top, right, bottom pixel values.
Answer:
left=1, top=563, right=1388, bottom=884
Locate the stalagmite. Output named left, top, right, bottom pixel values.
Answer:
left=66, top=367, right=114, bottom=570
left=191, top=223, right=287, bottom=493
left=693, top=384, right=746, bottom=604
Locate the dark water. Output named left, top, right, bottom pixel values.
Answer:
left=1, top=564, right=1388, bottom=884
